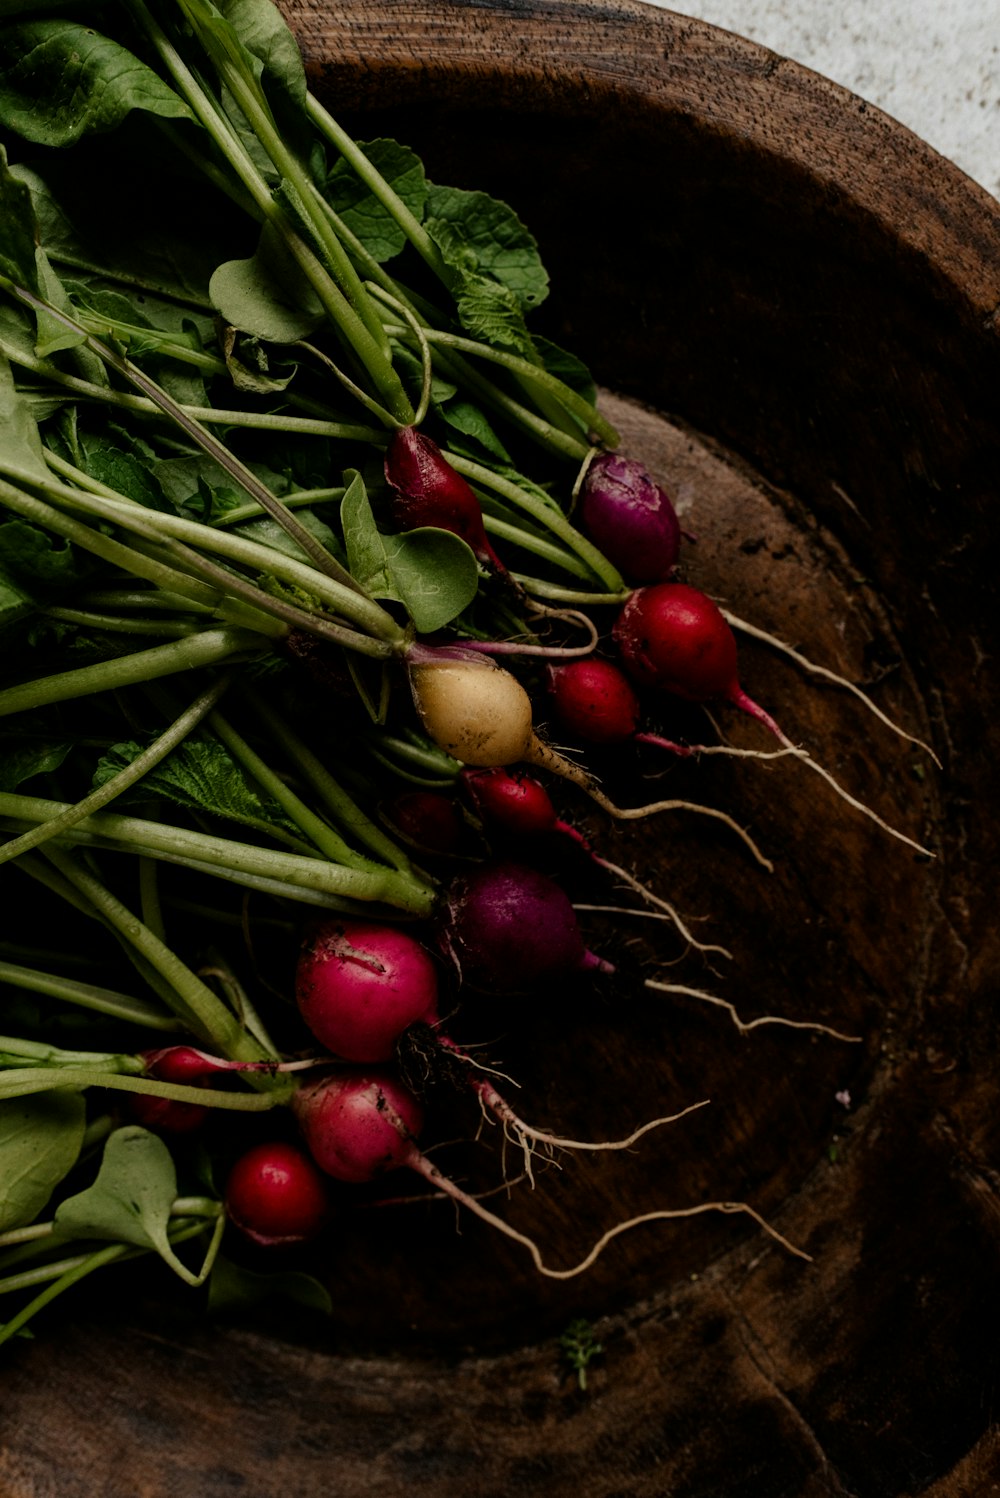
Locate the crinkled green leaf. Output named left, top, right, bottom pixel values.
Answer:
left=80, top=427, right=170, bottom=512
left=425, top=184, right=549, bottom=310
left=0, top=1091, right=86, bottom=1232
left=325, top=139, right=428, bottom=263
left=93, top=732, right=301, bottom=840
left=221, top=327, right=296, bottom=394
left=0, top=569, right=34, bottom=633
left=0, top=349, right=49, bottom=483
left=435, top=398, right=512, bottom=464
left=0, top=517, right=92, bottom=587
left=0, top=145, right=40, bottom=296
left=451, top=269, right=536, bottom=357
left=0, top=21, right=193, bottom=146
left=383, top=527, right=479, bottom=633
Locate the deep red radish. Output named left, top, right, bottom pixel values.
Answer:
left=461, top=766, right=560, bottom=839
left=385, top=426, right=505, bottom=571
left=126, top=1045, right=227, bottom=1134
left=613, top=582, right=784, bottom=738
left=225, top=1141, right=331, bottom=1247
left=548, top=658, right=641, bottom=745
left=387, top=790, right=467, bottom=856
left=296, top=920, right=440, bottom=1064
left=440, top=858, right=612, bottom=991
left=293, top=1070, right=424, bottom=1184
left=579, top=452, right=681, bottom=583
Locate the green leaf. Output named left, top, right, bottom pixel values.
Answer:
left=0, top=569, right=34, bottom=634
left=80, top=426, right=170, bottom=512
left=0, top=723, right=73, bottom=791
left=340, top=469, right=398, bottom=602
left=0, top=21, right=193, bottom=146
left=450, top=270, right=535, bottom=358
left=210, top=222, right=324, bottom=343
left=0, top=349, right=49, bottom=483
left=0, top=517, right=92, bottom=587
left=435, top=399, right=512, bottom=464
left=221, top=327, right=296, bottom=394
left=218, top=0, right=307, bottom=110
left=92, top=732, right=301, bottom=840
left=208, top=1252, right=333, bottom=1316
left=424, top=184, right=549, bottom=310
left=0, top=144, right=40, bottom=296
left=238, top=509, right=342, bottom=566
left=533, top=335, right=596, bottom=404
left=384, top=527, right=479, bottom=633
left=0, top=1090, right=86, bottom=1232
left=325, top=138, right=428, bottom=263
left=55, top=1126, right=176, bottom=1250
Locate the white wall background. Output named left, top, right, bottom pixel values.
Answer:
left=645, top=0, right=1000, bottom=201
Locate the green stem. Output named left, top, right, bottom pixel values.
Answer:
left=0, top=960, right=178, bottom=1031
left=482, top=517, right=597, bottom=578
left=245, top=689, right=417, bottom=874
left=0, top=795, right=437, bottom=918
left=0, top=1068, right=286, bottom=1107
left=0, top=1243, right=128, bottom=1347
left=41, top=607, right=200, bottom=637
left=0, top=676, right=231, bottom=868
left=0, top=629, right=261, bottom=721
left=449, top=455, right=626, bottom=590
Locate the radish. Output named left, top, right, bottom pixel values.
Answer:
left=439, top=858, right=612, bottom=991
left=578, top=452, right=681, bottom=583
left=293, top=1069, right=809, bottom=1275
left=548, top=657, right=641, bottom=745
left=387, top=790, right=467, bottom=856
left=225, top=1141, right=331, bottom=1247
left=613, top=583, right=933, bottom=855
left=296, top=919, right=440, bottom=1063
left=384, top=426, right=505, bottom=572
left=126, top=1045, right=227, bottom=1134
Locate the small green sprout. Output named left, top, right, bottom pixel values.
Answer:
left=559, top=1317, right=604, bottom=1390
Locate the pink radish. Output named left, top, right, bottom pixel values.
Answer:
left=293, top=1069, right=809, bottom=1275
left=385, top=426, right=505, bottom=572
left=126, top=1045, right=227, bottom=1134
left=225, top=1141, right=331, bottom=1247
left=296, top=919, right=440, bottom=1064
left=547, top=657, right=641, bottom=744
left=578, top=452, right=681, bottom=583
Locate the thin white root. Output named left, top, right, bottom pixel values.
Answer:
left=409, top=1151, right=812, bottom=1276
left=479, top=1083, right=710, bottom=1154
left=588, top=786, right=774, bottom=873
left=644, top=977, right=862, bottom=1042
left=778, top=741, right=935, bottom=858
left=721, top=608, right=942, bottom=768
left=580, top=859, right=734, bottom=958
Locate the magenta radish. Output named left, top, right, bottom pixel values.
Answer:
left=225, top=1141, right=331, bottom=1247
left=548, top=658, right=641, bottom=745
left=293, top=1069, right=808, bottom=1276
left=296, top=919, right=440, bottom=1064
left=578, top=452, right=681, bottom=583
left=385, top=426, right=505, bottom=572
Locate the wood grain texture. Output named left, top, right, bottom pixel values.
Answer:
left=2, top=2, right=999, bottom=1494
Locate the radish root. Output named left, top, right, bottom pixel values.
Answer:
left=644, top=977, right=861, bottom=1041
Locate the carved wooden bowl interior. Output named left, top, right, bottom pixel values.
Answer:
left=3, top=2, right=999, bottom=1494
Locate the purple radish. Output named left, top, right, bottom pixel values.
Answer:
left=440, top=858, right=612, bottom=992
left=385, top=426, right=505, bottom=572
left=296, top=919, right=440, bottom=1064
left=225, top=1141, right=332, bottom=1247
left=578, top=453, right=681, bottom=583
left=388, top=790, right=467, bottom=856
left=126, top=1045, right=227, bottom=1135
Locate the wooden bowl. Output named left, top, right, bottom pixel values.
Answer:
left=4, top=3, right=999, bottom=1493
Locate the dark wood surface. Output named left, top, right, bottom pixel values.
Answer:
left=3, top=2, right=1000, bottom=1494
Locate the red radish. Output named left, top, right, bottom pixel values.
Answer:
left=387, top=790, right=467, bottom=856
left=385, top=426, right=505, bottom=572
left=613, top=582, right=782, bottom=735
left=296, top=919, right=440, bottom=1064
left=126, top=1045, right=227, bottom=1134
left=293, top=1070, right=808, bottom=1276
left=225, top=1141, right=331, bottom=1247
left=440, top=858, right=613, bottom=991
left=548, top=658, right=641, bottom=745
left=578, top=452, right=681, bottom=583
